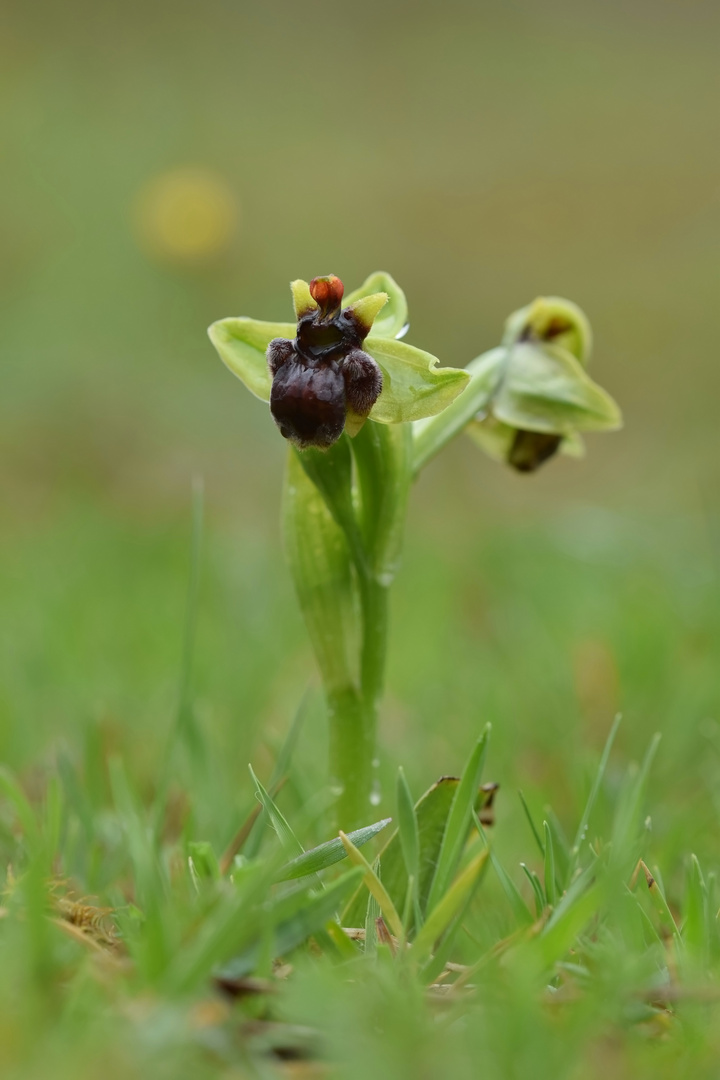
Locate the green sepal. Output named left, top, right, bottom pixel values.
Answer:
left=503, top=296, right=592, bottom=366
left=365, top=337, right=470, bottom=425
left=493, top=341, right=622, bottom=435
left=208, top=306, right=470, bottom=431
left=208, top=317, right=294, bottom=402
left=344, top=271, right=408, bottom=339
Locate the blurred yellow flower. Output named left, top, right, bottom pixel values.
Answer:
left=132, top=167, right=238, bottom=265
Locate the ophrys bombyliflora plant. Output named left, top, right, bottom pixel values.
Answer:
left=209, top=272, right=621, bottom=827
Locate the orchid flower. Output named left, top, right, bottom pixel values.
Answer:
left=208, top=271, right=470, bottom=450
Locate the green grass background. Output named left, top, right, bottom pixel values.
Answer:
left=1, top=0, right=720, bottom=1075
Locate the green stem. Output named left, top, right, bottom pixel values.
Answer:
left=331, top=572, right=389, bottom=830
left=327, top=684, right=367, bottom=830
left=285, top=425, right=408, bottom=830
left=359, top=571, right=389, bottom=716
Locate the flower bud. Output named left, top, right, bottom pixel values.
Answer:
left=464, top=297, right=620, bottom=473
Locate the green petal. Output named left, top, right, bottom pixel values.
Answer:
left=493, top=341, right=622, bottom=435
left=344, top=271, right=408, bottom=339
left=208, top=317, right=295, bottom=402
left=560, top=431, right=586, bottom=458
left=290, top=279, right=317, bottom=318
left=349, top=292, right=388, bottom=335
left=364, top=336, right=470, bottom=424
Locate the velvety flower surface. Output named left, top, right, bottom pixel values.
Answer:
left=266, top=275, right=387, bottom=449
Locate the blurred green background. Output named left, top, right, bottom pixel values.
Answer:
left=1, top=0, right=719, bottom=869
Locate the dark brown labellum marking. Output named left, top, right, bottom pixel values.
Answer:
left=266, top=276, right=383, bottom=450
left=508, top=429, right=562, bottom=472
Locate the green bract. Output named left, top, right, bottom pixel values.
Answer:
left=207, top=272, right=470, bottom=430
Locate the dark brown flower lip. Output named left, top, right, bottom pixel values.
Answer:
left=507, top=429, right=563, bottom=472
left=265, top=274, right=384, bottom=449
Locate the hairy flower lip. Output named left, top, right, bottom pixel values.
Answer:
left=266, top=275, right=385, bottom=450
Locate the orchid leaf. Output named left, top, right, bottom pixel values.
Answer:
left=208, top=317, right=294, bottom=402
left=365, top=337, right=470, bottom=425
left=493, top=342, right=622, bottom=435
left=283, top=449, right=358, bottom=697
left=344, top=271, right=408, bottom=339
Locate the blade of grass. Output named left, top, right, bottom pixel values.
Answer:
left=364, top=862, right=381, bottom=956
left=425, top=726, right=490, bottom=915
left=544, top=809, right=570, bottom=890
left=323, top=920, right=360, bottom=961
left=243, top=689, right=312, bottom=861
left=610, top=733, right=661, bottom=868
left=683, top=854, right=707, bottom=962
left=339, top=831, right=403, bottom=939
left=544, top=853, right=598, bottom=932
left=412, top=851, right=488, bottom=965
left=396, top=768, right=419, bottom=884
left=153, top=476, right=205, bottom=836
left=397, top=767, right=423, bottom=929
left=635, top=860, right=682, bottom=953
left=476, top=816, right=533, bottom=925
left=0, top=766, right=40, bottom=849
left=520, top=863, right=547, bottom=917
left=568, top=713, right=621, bottom=878
left=220, top=778, right=287, bottom=875
left=518, top=790, right=545, bottom=857
left=200, top=868, right=364, bottom=986
left=278, top=818, right=391, bottom=881
left=249, top=764, right=303, bottom=859
left=543, top=821, right=557, bottom=908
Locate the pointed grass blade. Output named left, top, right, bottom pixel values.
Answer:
left=339, top=831, right=403, bottom=940
left=412, top=851, right=488, bottom=965
left=277, top=818, right=391, bottom=881
left=425, top=726, right=490, bottom=915
left=249, top=765, right=303, bottom=859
